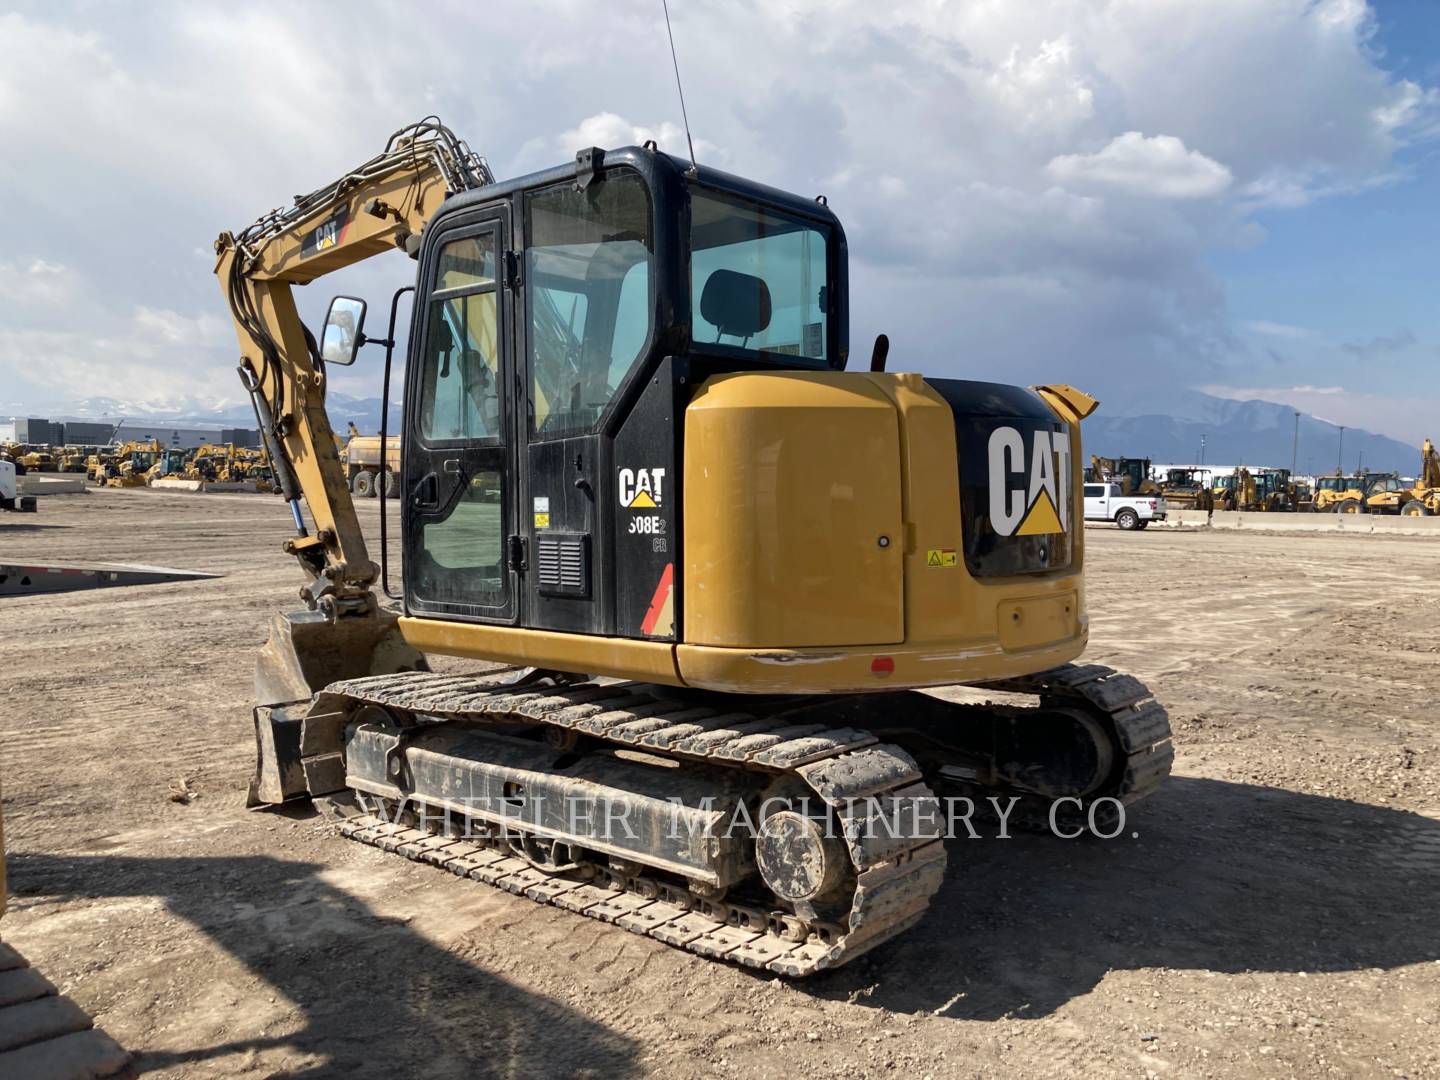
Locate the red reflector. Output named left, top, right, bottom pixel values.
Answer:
left=871, top=656, right=895, bottom=676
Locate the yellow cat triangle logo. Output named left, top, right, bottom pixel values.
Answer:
left=628, top=490, right=658, bottom=509
left=1016, top=488, right=1063, bottom=535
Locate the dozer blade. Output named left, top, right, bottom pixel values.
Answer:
left=249, top=609, right=427, bottom=807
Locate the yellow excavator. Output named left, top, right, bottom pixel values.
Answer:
left=216, top=119, right=1172, bottom=976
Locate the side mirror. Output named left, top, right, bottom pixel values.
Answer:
left=321, top=296, right=368, bottom=365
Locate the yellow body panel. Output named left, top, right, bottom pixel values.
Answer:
left=409, top=369, right=1088, bottom=695
left=674, top=371, right=1086, bottom=692
left=683, top=372, right=905, bottom=648
left=398, top=618, right=682, bottom=684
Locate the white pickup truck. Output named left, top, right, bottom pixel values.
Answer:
left=1083, top=482, right=1165, bottom=530
left=0, top=460, right=38, bottom=513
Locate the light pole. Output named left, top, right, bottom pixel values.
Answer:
left=1337, top=426, right=1345, bottom=474
left=1291, top=410, right=1300, bottom=474
left=1199, top=433, right=1207, bottom=467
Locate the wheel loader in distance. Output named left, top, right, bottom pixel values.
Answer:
left=215, top=119, right=1172, bottom=976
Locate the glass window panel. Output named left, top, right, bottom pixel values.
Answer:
left=525, top=173, right=653, bottom=438
left=690, top=190, right=829, bottom=365
left=436, top=234, right=497, bottom=292
left=417, top=289, right=501, bottom=441
left=416, top=467, right=506, bottom=607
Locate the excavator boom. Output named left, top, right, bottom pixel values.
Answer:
left=215, top=120, right=491, bottom=614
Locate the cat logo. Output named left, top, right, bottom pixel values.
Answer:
left=300, top=206, right=350, bottom=258
left=618, top=467, right=665, bottom=509
left=988, top=426, right=1070, bottom=537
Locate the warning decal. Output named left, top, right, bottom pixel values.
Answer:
left=640, top=563, right=675, bottom=637
left=925, top=549, right=958, bottom=568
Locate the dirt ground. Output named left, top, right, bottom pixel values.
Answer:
left=2, top=487, right=1437, bottom=1079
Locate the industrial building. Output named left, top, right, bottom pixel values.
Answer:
left=12, top=417, right=61, bottom=444
left=108, top=421, right=260, bottom=448
left=3, top=415, right=259, bottom=449
left=61, top=420, right=118, bottom=444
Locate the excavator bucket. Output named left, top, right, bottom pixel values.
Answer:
left=249, top=609, right=427, bottom=806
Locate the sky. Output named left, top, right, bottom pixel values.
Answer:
left=0, top=0, right=1436, bottom=442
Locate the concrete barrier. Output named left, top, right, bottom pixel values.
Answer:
left=1368, top=515, right=1440, bottom=536
left=18, top=475, right=86, bottom=495
left=1090, top=506, right=1440, bottom=535
left=1210, top=510, right=1240, bottom=530
left=1163, top=508, right=1212, bottom=528
left=1194, top=510, right=1440, bottom=535
left=150, top=478, right=205, bottom=492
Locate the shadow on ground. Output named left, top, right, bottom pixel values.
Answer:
left=806, top=776, right=1440, bottom=1019
left=12, top=849, right=640, bottom=1078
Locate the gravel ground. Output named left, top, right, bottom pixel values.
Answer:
left=2, top=486, right=1437, bottom=1079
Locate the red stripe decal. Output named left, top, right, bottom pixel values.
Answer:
left=640, top=563, right=675, bottom=636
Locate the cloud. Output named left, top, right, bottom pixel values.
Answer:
left=1046, top=132, right=1233, bottom=199
left=1200, top=384, right=1346, bottom=399
left=1242, top=320, right=1314, bottom=340
left=0, top=0, right=1435, bottom=419
left=0, top=259, right=76, bottom=308
left=1341, top=329, right=1418, bottom=359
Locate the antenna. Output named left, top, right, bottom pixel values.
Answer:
left=661, top=0, right=699, bottom=174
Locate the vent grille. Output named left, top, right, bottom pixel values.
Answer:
left=536, top=533, right=590, bottom=597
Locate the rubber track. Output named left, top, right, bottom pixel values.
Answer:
left=324, top=674, right=947, bottom=976
left=973, top=662, right=1174, bottom=831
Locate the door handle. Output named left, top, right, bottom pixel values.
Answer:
left=443, top=458, right=462, bottom=475
left=413, top=473, right=438, bottom=509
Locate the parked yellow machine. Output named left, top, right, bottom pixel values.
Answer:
left=1156, top=467, right=1214, bottom=511
left=98, top=440, right=161, bottom=487
left=1371, top=439, right=1440, bottom=516
left=18, top=449, right=55, bottom=471
left=1211, top=467, right=1297, bottom=511
left=1087, top=455, right=1157, bottom=495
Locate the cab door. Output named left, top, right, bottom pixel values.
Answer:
left=402, top=208, right=518, bottom=622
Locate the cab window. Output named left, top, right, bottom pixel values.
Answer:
left=417, top=233, right=501, bottom=442
left=525, top=172, right=653, bottom=439
left=690, top=189, right=830, bottom=365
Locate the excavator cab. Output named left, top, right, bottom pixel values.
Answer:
left=387, top=151, right=846, bottom=652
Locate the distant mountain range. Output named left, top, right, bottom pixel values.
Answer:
left=12, top=387, right=1419, bottom=476
left=1084, top=388, right=1417, bottom=475
left=14, top=393, right=402, bottom=436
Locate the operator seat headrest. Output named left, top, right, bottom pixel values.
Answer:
left=700, top=269, right=771, bottom=338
